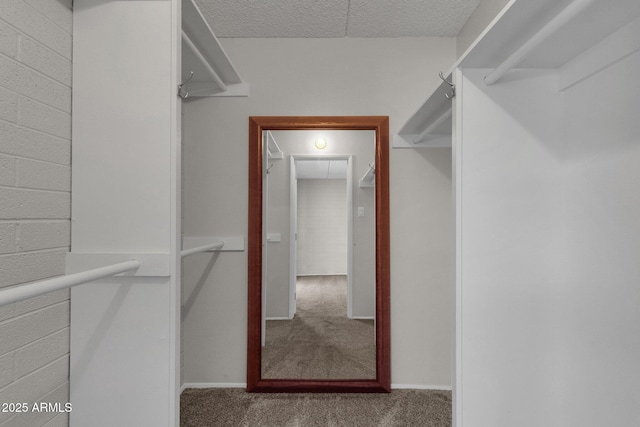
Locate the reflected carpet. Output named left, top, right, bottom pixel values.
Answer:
left=262, top=275, right=375, bottom=379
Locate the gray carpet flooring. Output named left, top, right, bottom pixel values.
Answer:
left=262, top=275, right=376, bottom=379
left=181, top=276, right=452, bottom=426
left=180, top=388, right=452, bottom=427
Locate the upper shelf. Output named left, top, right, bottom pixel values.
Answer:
left=393, top=79, right=453, bottom=148
left=266, top=131, right=283, bottom=160
left=454, top=0, right=640, bottom=73
left=394, top=0, right=640, bottom=148
left=359, top=164, right=375, bottom=188
left=181, top=0, right=249, bottom=98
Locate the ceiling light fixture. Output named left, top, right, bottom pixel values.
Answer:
left=314, top=138, right=327, bottom=150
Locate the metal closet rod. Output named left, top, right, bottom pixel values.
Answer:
left=0, top=260, right=140, bottom=308
left=181, top=241, right=224, bottom=257
left=484, top=0, right=596, bottom=85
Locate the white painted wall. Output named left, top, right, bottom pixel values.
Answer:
left=0, top=1, right=72, bottom=426
left=297, top=179, right=347, bottom=276
left=457, top=69, right=565, bottom=426
left=456, top=47, right=640, bottom=427
left=555, top=48, right=640, bottom=427
left=182, top=37, right=455, bottom=387
left=71, top=1, right=181, bottom=426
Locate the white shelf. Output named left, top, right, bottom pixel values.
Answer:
left=181, top=0, right=249, bottom=98
left=266, top=131, right=283, bottom=160
left=452, top=0, right=640, bottom=72
left=394, top=79, right=453, bottom=148
left=394, top=0, right=640, bottom=149
left=359, top=164, right=375, bottom=188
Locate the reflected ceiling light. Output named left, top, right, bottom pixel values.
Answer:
left=314, top=138, right=327, bottom=150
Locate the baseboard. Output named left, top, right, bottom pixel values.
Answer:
left=181, top=382, right=247, bottom=393
left=181, top=382, right=450, bottom=393
left=391, top=384, right=452, bottom=391
left=266, top=317, right=291, bottom=321
left=350, top=316, right=374, bottom=320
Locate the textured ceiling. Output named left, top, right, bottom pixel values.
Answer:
left=193, top=0, right=482, bottom=38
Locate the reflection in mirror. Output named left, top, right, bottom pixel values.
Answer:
left=261, top=131, right=376, bottom=379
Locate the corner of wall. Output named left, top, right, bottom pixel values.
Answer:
left=456, top=0, right=511, bottom=58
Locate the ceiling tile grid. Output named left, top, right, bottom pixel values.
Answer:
left=194, top=0, right=482, bottom=38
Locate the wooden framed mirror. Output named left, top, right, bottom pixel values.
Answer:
left=247, top=116, right=390, bottom=392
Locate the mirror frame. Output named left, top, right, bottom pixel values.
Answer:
left=247, top=116, right=390, bottom=393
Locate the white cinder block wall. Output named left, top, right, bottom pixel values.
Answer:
left=0, top=1, right=72, bottom=426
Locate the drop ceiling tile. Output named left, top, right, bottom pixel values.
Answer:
left=347, top=0, right=481, bottom=37
left=194, top=0, right=350, bottom=38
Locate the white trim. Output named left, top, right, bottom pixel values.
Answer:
left=181, top=383, right=247, bottom=393
left=180, top=382, right=451, bottom=393
left=346, top=156, right=353, bottom=319
left=296, top=273, right=349, bottom=277
left=453, top=67, right=464, bottom=427
left=265, top=317, right=291, bottom=321
left=170, top=1, right=181, bottom=424
left=391, top=384, right=453, bottom=391
left=351, top=316, right=374, bottom=320
left=178, top=381, right=492, bottom=419
left=289, top=156, right=297, bottom=319
left=182, top=236, right=244, bottom=252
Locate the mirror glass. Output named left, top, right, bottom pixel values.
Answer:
left=261, top=130, right=376, bottom=380
left=247, top=116, right=390, bottom=393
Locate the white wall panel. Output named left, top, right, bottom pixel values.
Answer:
left=457, top=49, right=640, bottom=426
left=458, top=69, right=564, bottom=426
left=70, top=1, right=181, bottom=426
left=557, top=49, right=640, bottom=427
left=72, top=0, right=173, bottom=253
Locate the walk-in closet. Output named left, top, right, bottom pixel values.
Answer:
left=0, top=0, right=638, bottom=426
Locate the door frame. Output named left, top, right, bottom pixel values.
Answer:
left=288, top=154, right=354, bottom=319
